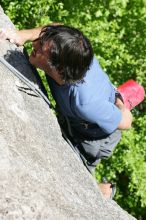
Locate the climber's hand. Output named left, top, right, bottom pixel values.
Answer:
left=0, top=24, right=64, bottom=46
left=115, top=97, right=124, bottom=109
left=0, top=28, right=28, bottom=46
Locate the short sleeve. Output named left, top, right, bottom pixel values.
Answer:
left=73, top=99, right=122, bottom=134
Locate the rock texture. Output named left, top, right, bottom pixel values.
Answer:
left=0, top=6, right=136, bottom=220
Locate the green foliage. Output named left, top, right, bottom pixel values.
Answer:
left=1, top=0, right=68, bottom=28
left=1, top=0, right=146, bottom=218
left=38, top=69, right=56, bottom=108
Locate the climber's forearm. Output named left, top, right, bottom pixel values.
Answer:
left=116, top=98, right=133, bottom=130
left=19, top=27, right=42, bottom=43
left=0, top=23, right=62, bottom=46
left=0, top=27, right=42, bottom=46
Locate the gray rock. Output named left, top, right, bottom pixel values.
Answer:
left=0, top=6, right=136, bottom=220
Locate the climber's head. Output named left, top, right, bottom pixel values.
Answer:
left=29, top=25, right=93, bottom=84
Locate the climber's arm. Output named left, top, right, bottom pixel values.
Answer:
left=0, top=23, right=62, bottom=46
left=116, top=98, right=133, bottom=130
left=0, top=27, right=42, bottom=45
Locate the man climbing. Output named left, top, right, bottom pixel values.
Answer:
left=0, top=24, right=133, bottom=199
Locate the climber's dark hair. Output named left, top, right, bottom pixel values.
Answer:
left=39, top=25, right=93, bottom=83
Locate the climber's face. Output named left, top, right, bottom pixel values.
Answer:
left=29, top=39, right=53, bottom=73
left=29, top=39, right=63, bottom=85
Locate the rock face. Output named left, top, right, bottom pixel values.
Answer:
left=0, top=6, right=136, bottom=220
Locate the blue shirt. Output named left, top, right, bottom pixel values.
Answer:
left=47, top=57, right=122, bottom=138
